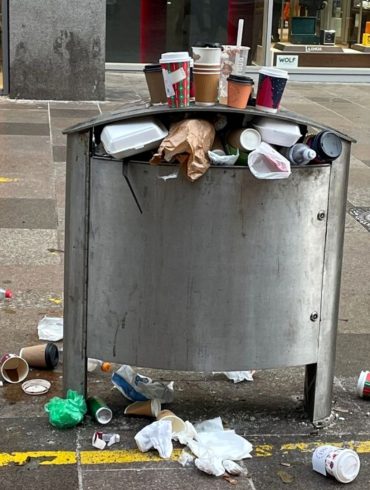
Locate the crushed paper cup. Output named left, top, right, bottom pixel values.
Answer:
left=124, top=399, right=161, bottom=417
left=156, top=409, right=186, bottom=434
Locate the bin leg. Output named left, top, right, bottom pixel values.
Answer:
left=304, top=362, right=334, bottom=426
left=63, top=132, right=90, bottom=397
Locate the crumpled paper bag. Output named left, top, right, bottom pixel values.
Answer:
left=150, top=119, right=215, bottom=182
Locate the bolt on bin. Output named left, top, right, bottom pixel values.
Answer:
left=62, top=104, right=354, bottom=425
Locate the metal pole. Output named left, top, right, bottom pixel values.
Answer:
left=263, top=0, right=273, bottom=66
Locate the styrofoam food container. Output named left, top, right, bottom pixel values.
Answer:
left=252, top=117, right=301, bottom=147
left=101, top=118, right=168, bottom=159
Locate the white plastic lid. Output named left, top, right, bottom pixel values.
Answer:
left=160, top=51, right=190, bottom=63
left=333, top=449, right=360, bottom=483
left=259, top=67, right=289, bottom=79
left=240, top=128, right=262, bottom=151
left=357, top=370, right=369, bottom=397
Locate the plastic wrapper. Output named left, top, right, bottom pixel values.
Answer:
left=112, top=364, right=174, bottom=403
left=221, top=370, right=255, bottom=383
left=135, top=419, right=173, bottom=459
left=150, top=119, right=215, bottom=182
left=248, top=142, right=291, bottom=180
left=44, top=389, right=87, bottom=429
left=208, top=149, right=239, bottom=166
left=38, top=316, right=63, bottom=341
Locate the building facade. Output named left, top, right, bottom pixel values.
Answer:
left=1, top=0, right=370, bottom=99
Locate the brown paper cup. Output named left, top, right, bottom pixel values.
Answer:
left=124, top=399, right=161, bottom=417
left=19, top=343, right=59, bottom=369
left=156, top=409, right=186, bottom=433
left=194, top=72, right=220, bottom=106
left=0, top=354, right=29, bottom=383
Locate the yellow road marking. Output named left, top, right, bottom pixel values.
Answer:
left=48, top=296, right=63, bottom=305
left=1, top=441, right=370, bottom=467
left=0, top=177, right=17, bottom=183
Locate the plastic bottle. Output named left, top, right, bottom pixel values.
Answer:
left=0, top=288, right=12, bottom=301
left=281, top=143, right=316, bottom=165
left=87, top=358, right=112, bottom=372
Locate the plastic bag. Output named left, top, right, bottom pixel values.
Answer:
left=135, top=419, right=173, bottom=459
left=112, top=365, right=174, bottom=403
left=248, top=142, right=291, bottom=179
left=38, top=316, right=63, bottom=341
left=208, top=149, right=239, bottom=166
left=44, top=389, right=87, bottom=429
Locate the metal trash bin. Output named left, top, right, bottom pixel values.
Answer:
left=63, top=105, right=354, bottom=424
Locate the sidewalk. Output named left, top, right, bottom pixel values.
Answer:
left=0, top=74, right=370, bottom=489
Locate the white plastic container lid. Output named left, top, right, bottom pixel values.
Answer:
left=259, top=67, right=289, bottom=79
left=240, top=128, right=262, bottom=151
left=160, top=52, right=191, bottom=63
left=330, top=449, right=361, bottom=483
left=101, top=118, right=168, bottom=160
left=253, top=117, right=301, bottom=147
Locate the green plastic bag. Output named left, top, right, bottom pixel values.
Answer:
left=45, top=389, right=87, bottom=429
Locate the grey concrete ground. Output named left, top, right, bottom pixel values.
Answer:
left=0, top=74, right=370, bottom=489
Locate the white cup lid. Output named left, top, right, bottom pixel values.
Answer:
left=160, top=52, right=190, bottom=63
left=333, top=449, right=360, bottom=483
left=259, top=67, right=289, bottom=79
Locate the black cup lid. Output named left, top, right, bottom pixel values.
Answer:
left=227, top=75, right=254, bottom=84
left=319, top=131, right=342, bottom=159
left=143, top=64, right=162, bottom=72
left=45, top=342, right=59, bottom=369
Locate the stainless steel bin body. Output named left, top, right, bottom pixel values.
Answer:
left=63, top=105, right=353, bottom=423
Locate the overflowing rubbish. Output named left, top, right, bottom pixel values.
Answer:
left=312, top=445, right=360, bottom=484
left=45, top=389, right=87, bottom=429
left=0, top=288, right=12, bottom=301
left=150, top=119, right=216, bottom=182
left=19, top=342, right=59, bottom=369
left=218, top=371, right=255, bottom=383
left=37, top=316, right=63, bottom=342
left=112, top=364, right=174, bottom=403
left=92, top=431, right=120, bottom=450
left=357, top=370, right=370, bottom=398
left=280, top=143, right=316, bottom=165
left=0, top=353, right=29, bottom=383
left=248, top=142, right=291, bottom=180
left=124, top=399, right=161, bottom=417
left=87, top=396, right=113, bottom=424
left=135, top=419, right=173, bottom=459
left=21, top=379, right=51, bottom=395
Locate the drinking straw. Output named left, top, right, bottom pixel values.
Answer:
left=235, top=18, right=244, bottom=74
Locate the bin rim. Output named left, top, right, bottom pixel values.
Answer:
left=62, top=103, right=356, bottom=143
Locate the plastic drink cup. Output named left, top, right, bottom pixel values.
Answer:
left=193, top=69, right=220, bottom=106
left=87, top=396, right=113, bottom=424
left=156, top=409, right=186, bottom=434
left=143, top=64, right=168, bottom=105
left=160, top=52, right=191, bottom=108
left=227, top=75, right=254, bottom=109
left=219, top=45, right=250, bottom=104
left=357, top=370, right=370, bottom=398
left=255, top=67, right=289, bottom=113
left=312, top=445, right=360, bottom=484
left=19, top=342, right=59, bottom=369
left=0, top=353, right=29, bottom=383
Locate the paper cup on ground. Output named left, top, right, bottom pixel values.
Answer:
left=193, top=70, right=220, bottom=106
left=192, top=46, right=221, bottom=65
left=124, top=399, right=161, bottom=417
left=227, top=128, right=261, bottom=152
left=255, top=67, right=289, bottom=113
left=0, top=354, right=29, bottom=383
left=143, top=64, right=168, bottom=105
left=160, top=52, right=191, bottom=108
left=312, top=445, right=360, bottom=484
left=227, top=75, right=254, bottom=109
left=19, top=342, right=59, bottom=369
left=156, top=409, right=186, bottom=434
left=357, top=370, right=370, bottom=398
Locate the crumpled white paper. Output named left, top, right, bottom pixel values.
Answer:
left=208, top=149, right=239, bottom=166
left=37, top=316, right=63, bottom=341
left=134, top=419, right=173, bottom=459
left=222, top=371, right=255, bottom=383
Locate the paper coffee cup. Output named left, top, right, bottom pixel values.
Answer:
left=227, top=75, right=254, bottom=109
left=227, top=128, right=261, bottom=151
left=312, top=445, right=360, bottom=484
left=357, top=370, right=370, bottom=398
left=124, top=399, right=161, bottom=417
left=19, top=342, right=59, bottom=369
left=193, top=71, right=220, bottom=106
left=156, top=409, right=186, bottom=434
left=0, top=353, right=29, bottom=383
left=255, top=67, right=288, bottom=113
left=159, top=52, right=191, bottom=108
left=192, top=46, right=221, bottom=65
left=143, top=65, right=168, bottom=105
